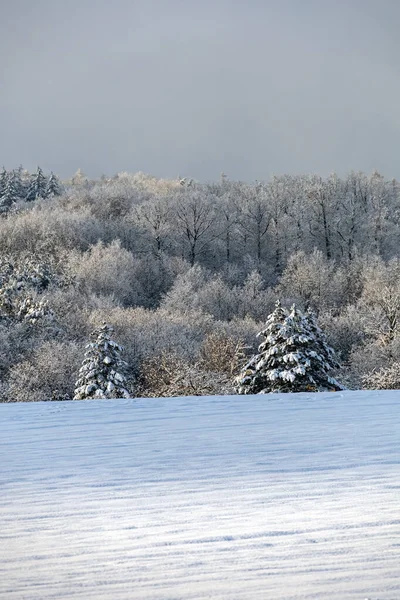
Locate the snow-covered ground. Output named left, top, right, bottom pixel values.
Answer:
left=1, top=391, right=400, bottom=600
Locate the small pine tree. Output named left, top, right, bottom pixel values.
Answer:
left=304, top=308, right=340, bottom=371
left=0, top=172, right=20, bottom=212
left=0, top=167, right=7, bottom=197
left=235, top=300, right=287, bottom=394
left=26, top=166, right=48, bottom=201
left=12, top=165, right=25, bottom=199
left=236, top=302, right=343, bottom=394
left=44, top=172, right=62, bottom=198
left=74, top=324, right=130, bottom=400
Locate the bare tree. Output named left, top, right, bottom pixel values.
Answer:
left=237, top=182, right=271, bottom=266
left=133, top=195, right=174, bottom=258
left=174, top=190, right=217, bottom=266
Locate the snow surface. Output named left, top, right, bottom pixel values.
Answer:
left=1, top=391, right=400, bottom=599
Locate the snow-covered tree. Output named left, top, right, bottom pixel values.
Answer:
left=26, top=167, right=48, bottom=201
left=12, top=166, right=25, bottom=199
left=0, top=172, right=20, bottom=212
left=304, top=307, right=341, bottom=372
left=16, top=295, right=53, bottom=324
left=0, top=255, right=57, bottom=321
left=236, top=301, right=343, bottom=394
left=235, top=300, right=287, bottom=393
left=45, top=172, right=62, bottom=198
left=363, top=362, right=400, bottom=390
left=74, top=323, right=130, bottom=400
left=0, top=167, right=8, bottom=197
left=71, top=168, right=87, bottom=186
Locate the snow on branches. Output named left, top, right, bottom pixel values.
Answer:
left=74, top=323, right=130, bottom=400
left=0, top=255, right=54, bottom=324
left=236, top=301, right=344, bottom=394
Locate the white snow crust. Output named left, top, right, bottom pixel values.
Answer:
left=1, top=391, right=400, bottom=599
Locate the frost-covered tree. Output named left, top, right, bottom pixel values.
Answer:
left=44, top=172, right=62, bottom=198
left=16, top=295, right=53, bottom=324
left=0, top=256, right=55, bottom=323
left=11, top=166, right=25, bottom=199
left=174, top=190, right=217, bottom=266
left=26, top=167, right=48, bottom=201
left=74, top=323, right=130, bottom=400
left=278, top=249, right=346, bottom=313
left=363, top=362, right=400, bottom=390
left=236, top=301, right=343, bottom=394
left=0, top=172, right=20, bottom=212
left=0, top=167, right=7, bottom=197
left=235, top=300, right=287, bottom=393
left=304, top=308, right=341, bottom=372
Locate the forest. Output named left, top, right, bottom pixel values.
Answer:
left=0, top=166, right=399, bottom=401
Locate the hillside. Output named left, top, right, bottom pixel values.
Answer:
left=2, top=170, right=400, bottom=400
left=1, top=391, right=399, bottom=599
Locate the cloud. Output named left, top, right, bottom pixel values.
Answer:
left=1, top=0, right=399, bottom=180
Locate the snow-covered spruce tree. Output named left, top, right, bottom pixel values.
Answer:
left=26, top=166, right=48, bottom=201
left=16, top=295, right=53, bottom=324
left=73, top=324, right=130, bottom=400
left=304, top=308, right=341, bottom=372
left=0, top=172, right=20, bottom=212
left=0, top=255, right=56, bottom=321
left=11, top=166, right=25, bottom=199
left=44, top=172, right=62, bottom=198
left=0, top=167, right=8, bottom=197
left=235, top=300, right=288, bottom=394
left=235, top=302, right=344, bottom=394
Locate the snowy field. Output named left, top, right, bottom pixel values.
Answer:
left=1, top=392, right=400, bottom=600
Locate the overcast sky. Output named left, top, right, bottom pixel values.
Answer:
left=1, top=0, right=399, bottom=181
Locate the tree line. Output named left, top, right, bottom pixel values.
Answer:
left=0, top=168, right=400, bottom=401
left=74, top=307, right=343, bottom=401
left=0, top=166, right=62, bottom=212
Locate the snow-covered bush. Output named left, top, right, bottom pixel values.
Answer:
left=74, top=323, right=130, bottom=400
left=139, top=351, right=234, bottom=398
left=346, top=338, right=400, bottom=390
left=67, top=240, right=145, bottom=307
left=236, top=301, right=344, bottom=394
left=363, top=363, right=400, bottom=390
left=317, top=305, right=367, bottom=362
left=88, top=305, right=214, bottom=375
left=199, top=331, right=246, bottom=377
left=6, top=340, right=82, bottom=402
left=357, top=256, right=400, bottom=345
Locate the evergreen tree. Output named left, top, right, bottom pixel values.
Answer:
left=0, top=172, right=19, bottom=212
left=26, top=166, right=48, bottom=201
left=236, top=302, right=343, bottom=394
left=236, top=300, right=288, bottom=393
left=304, top=308, right=341, bottom=372
left=73, top=324, right=130, bottom=400
left=11, top=165, right=25, bottom=199
left=0, top=255, right=55, bottom=321
left=0, top=167, right=7, bottom=197
left=44, top=172, right=62, bottom=198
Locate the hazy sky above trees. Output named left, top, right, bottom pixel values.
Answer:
left=1, top=0, right=399, bottom=181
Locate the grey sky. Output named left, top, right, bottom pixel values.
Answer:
left=1, top=0, right=400, bottom=181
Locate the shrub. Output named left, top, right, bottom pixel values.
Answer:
left=6, top=341, right=82, bottom=402
left=363, top=363, right=400, bottom=390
